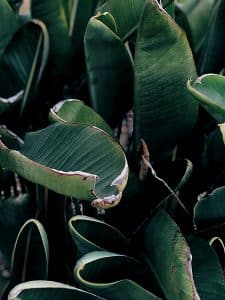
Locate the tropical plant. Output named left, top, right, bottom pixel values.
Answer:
left=1, top=0, right=225, bottom=299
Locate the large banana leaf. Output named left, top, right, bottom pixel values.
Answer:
left=1, top=219, right=49, bottom=298
left=8, top=280, right=104, bottom=299
left=0, top=123, right=128, bottom=208
left=194, top=187, right=225, bottom=224
left=68, top=215, right=129, bottom=257
left=49, top=99, right=113, bottom=136
left=135, top=209, right=200, bottom=299
left=187, top=74, right=225, bottom=123
left=134, top=0, right=198, bottom=161
left=84, top=14, right=133, bottom=127
left=74, top=251, right=160, bottom=299
left=0, top=20, right=49, bottom=115
left=0, top=0, right=19, bottom=57
left=175, top=0, right=214, bottom=53
left=97, top=0, right=145, bottom=40
left=187, top=237, right=225, bottom=300
left=198, top=0, right=225, bottom=74
left=30, top=0, right=72, bottom=77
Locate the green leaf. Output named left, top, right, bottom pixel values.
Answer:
left=187, top=236, right=225, bottom=300
left=49, top=99, right=113, bottom=136
left=68, top=215, right=129, bottom=258
left=134, top=0, right=198, bottom=160
left=175, top=0, right=214, bottom=53
left=70, top=0, right=98, bottom=57
left=97, top=0, right=145, bottom=40
left=84, top=15, right=134, bottom=127
left=0, top=91, right=23, bottom=116
left=0, top=0, right=19, bottom=57
left=74, top=251, right=160, bottom=300
left=135, top=209, right=200, bottom=299
left=0, top=125, right=23, bottom=150
left=0, top=194, right=31, bottom=263
left=1, top=219, right=49, bottom=298
left=0, top=123, right=128, bottom=208
left=187, top=74, right=225, bottom=123
left=30, top=0, right=72, bottom=77
left=201, top=124, right=225, bottom=171
left=0, top=20, right=49, bottom=114
left=194, top=187, right=225, bottom=224
left=198, top=0, right=225, bottom=74
left=8, top=280, right=105, bottom=299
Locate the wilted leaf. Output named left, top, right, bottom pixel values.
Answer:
left=0, top=123, right=128, bottom=208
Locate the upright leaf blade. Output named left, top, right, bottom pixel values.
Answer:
left=135, top=209, right=200, bottom=299
left=134, top=0, right=198, bottom=160
left=187, top=237, right=225, bottom=300
left=0, top=0, right=19, bottom=57
left=84, top=15, right=134, bottom=127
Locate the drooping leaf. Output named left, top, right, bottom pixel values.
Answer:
left=0, top=0, right=19, bottom=57
left=175, top=0, right=214, bottom=53
left=1, top=219, right=49, bottom=298
left=134, top=209, right=200, bottom=299
left=134, top=0, right=198, bottom=161
left=198, top=0, right=225, bottom=74
left=187, top=74, right=225, bottom=123
left=97, top=0, right=145, bottom=40
left=68, top=215, right=129, bottom=258
left=194, top=187, right=225, bottom=224
left=0, top=20, right=49, bottom=114
left=74, top=251, right=160, bottom=300
left=210, top=237, right=225, bottom=270
left=30, top=0, right=72, bottom=78
left=187, top=236, right=225, bottom=300
left=0, top=123, right=128, bottom=208
left=84, top=15, right=134, bottom=127
left=8, top=280, right=104, bottom=300
left=49, top=99, right=113, bottom=136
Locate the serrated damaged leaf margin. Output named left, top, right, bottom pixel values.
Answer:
left=0, top=130, right=128, bottom=208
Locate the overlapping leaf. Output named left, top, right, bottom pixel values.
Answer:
left=84, top=14, right=133, bottom=127
left=74, top=251, right=160, bottom=300
left=0, top=123, right=128, bottom=207
left=134, top=0, right=198, bottom=160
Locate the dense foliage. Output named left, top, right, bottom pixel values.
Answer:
left=1, top=0, right=225, bottom=299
